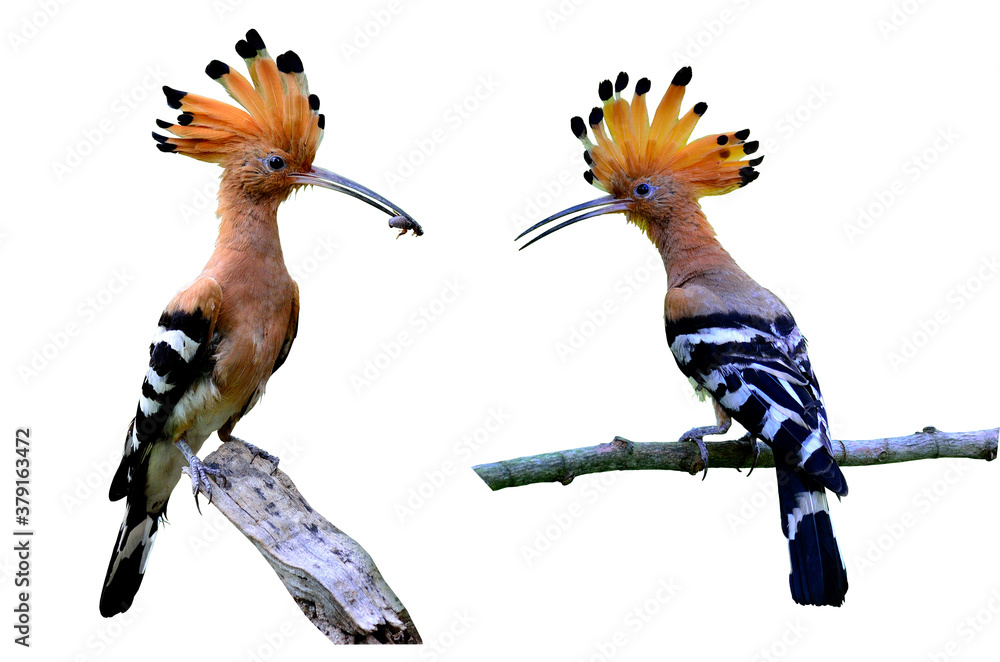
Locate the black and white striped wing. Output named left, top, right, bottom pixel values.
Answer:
left=109, top=295, right=220, bottom=501
left=667, top=313, right=847, bottom=497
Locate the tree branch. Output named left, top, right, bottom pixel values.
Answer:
left=199, top=441, right=421, bottom=644
left=472, top=426, right=998, bottom=491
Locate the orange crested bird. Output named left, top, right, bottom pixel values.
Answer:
left=99, top=29, right=422, bottom=617
left=517, top=69, right=848, bottom=606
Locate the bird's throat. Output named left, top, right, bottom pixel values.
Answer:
left=214, top=178, right=285, bottom=261
left=640, top=205, right=740, bottom=289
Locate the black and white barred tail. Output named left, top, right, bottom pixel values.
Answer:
left=100, top=501, right=159, bottom=617
left=103, top=306, right=215, bottom=616
left=776, top=460, right=848, bottom=606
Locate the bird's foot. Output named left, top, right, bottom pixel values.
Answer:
left=246, top=443, right=280, bottom=474
left=678, top=426, right=718, bottom=480
left=175, top=440, right=225, bottom=514
left=228, top=436, right=280, bottom=474
left=735, top=432, right=761, bottom=476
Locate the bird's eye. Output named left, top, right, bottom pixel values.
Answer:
left=267, top=155, right=286, bottom=171
left=634, top=183, right=651, bottom=197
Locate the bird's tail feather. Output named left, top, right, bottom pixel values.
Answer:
left=99, top=502, right=158, bottom=617
left=776, top=463, right=848, bottom=607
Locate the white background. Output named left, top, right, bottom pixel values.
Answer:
left=3, top=0, right=999, bottom=660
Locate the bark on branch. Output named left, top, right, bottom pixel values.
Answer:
left=472, top=426, right=999, bottom=491
left=198, top=441, right=421, bottom=644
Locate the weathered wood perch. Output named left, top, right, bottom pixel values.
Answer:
left=198, top=441, right=421, bottom=644
left=472, top=426, right=999, bottom=491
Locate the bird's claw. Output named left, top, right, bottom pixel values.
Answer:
left=244, top=442, right=280, bottom=475
left=736, top=432, right=761, bottom=476
left=679, top=431, right=711, bottom=480
left=181, top=457, right=225, bottom=514
left=225, top=436, right=280, bottom=474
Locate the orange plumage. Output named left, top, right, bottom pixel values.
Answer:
left=153, top=30, right=323, bottom=167
left=581, top=68, right=761, bottom=199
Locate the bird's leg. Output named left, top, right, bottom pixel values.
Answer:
left=175, top=439, right=224, bottom=514
left=225, top=435, right=280, bottom=475
left=677, top=402, right=732, bottom=481
left=735, top=432, right=761, bottom=476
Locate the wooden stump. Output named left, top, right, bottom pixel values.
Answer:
left=200, top=441, right=421, bottom=644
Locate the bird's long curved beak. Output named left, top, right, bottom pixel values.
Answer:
left=515, top=194, right=629, bottom=250
left=291, top=166, right=423, bottom=236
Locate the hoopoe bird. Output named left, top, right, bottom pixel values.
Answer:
left=517, top=69, right=848, bottom=606
left=99, top=29, right=421, bottom=617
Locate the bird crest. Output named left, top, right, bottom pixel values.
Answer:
left=572, top=68, right=762, bottom=198
left=152, top=29, right=323, bottom=168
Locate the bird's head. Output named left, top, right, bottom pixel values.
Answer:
left=153, top=29, right=420, bottom=235
left=517, top=68, right=760, bottom=249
